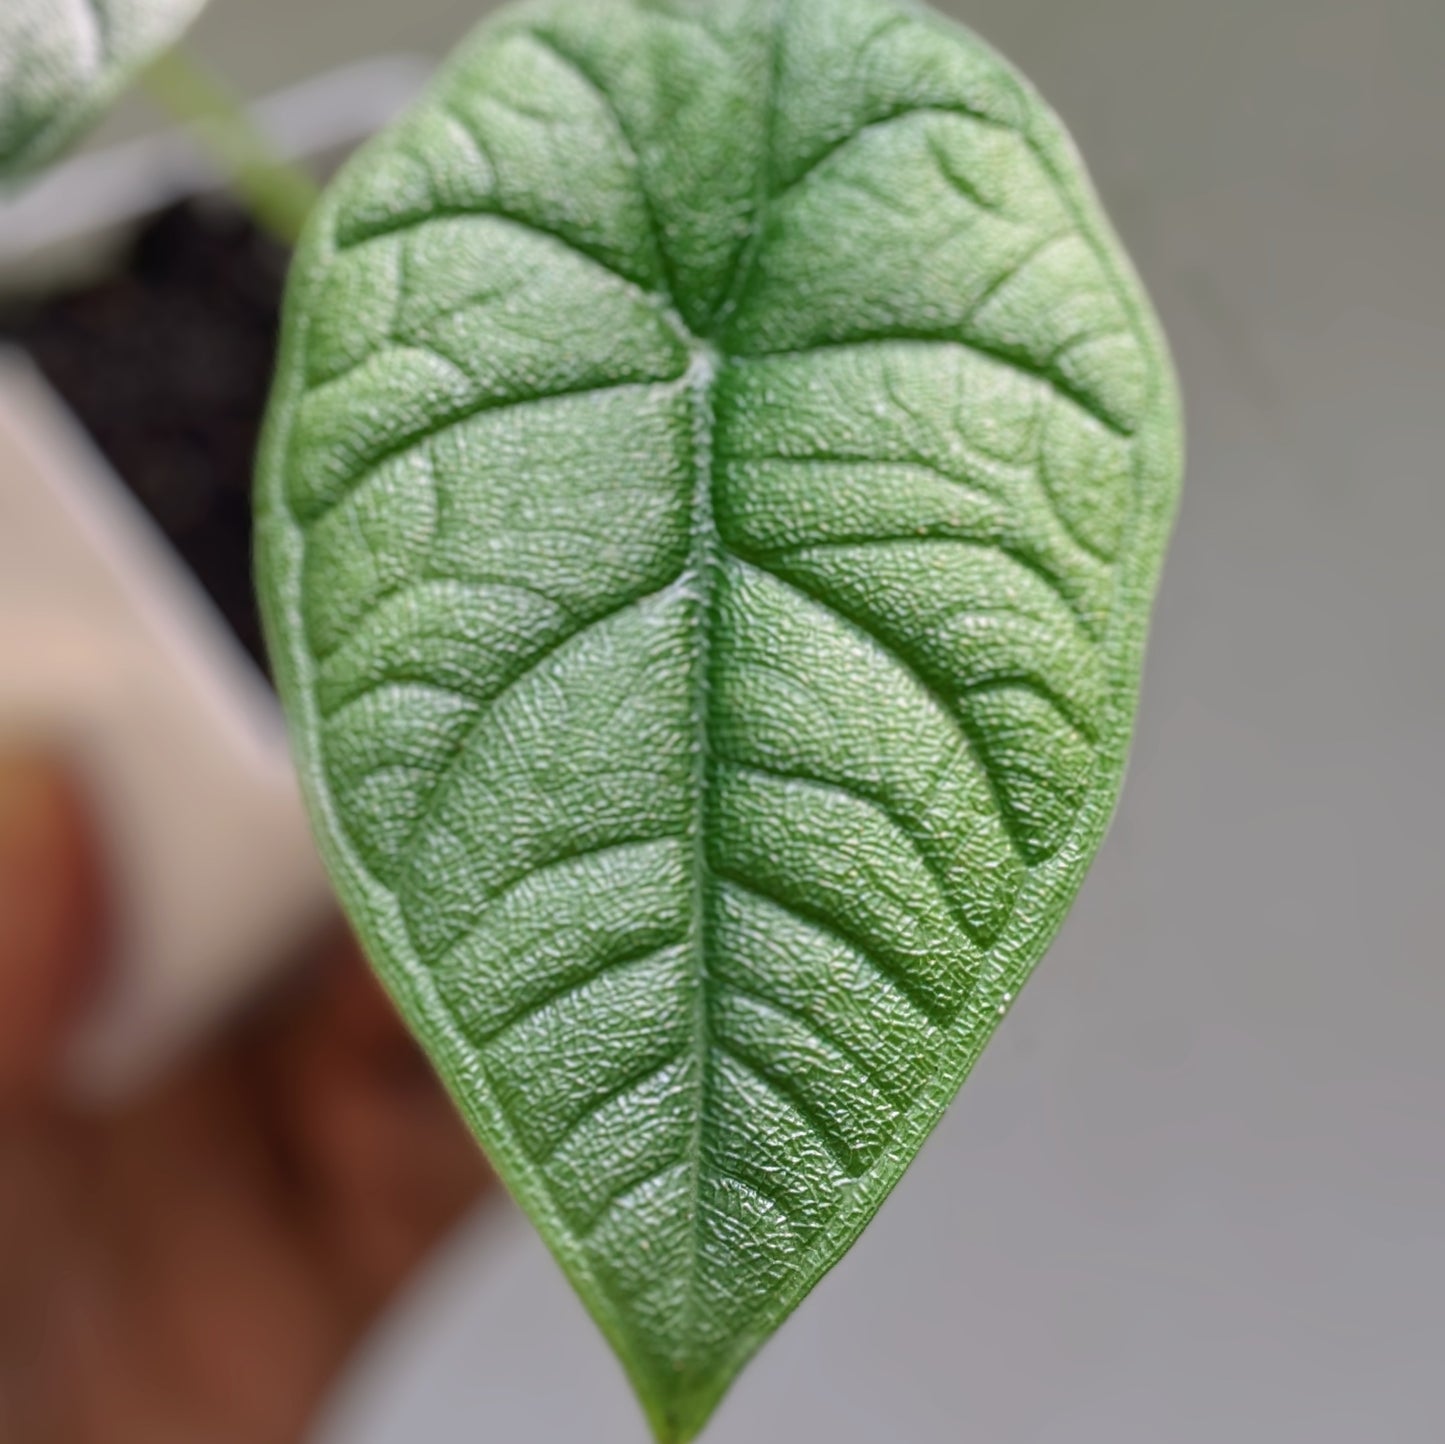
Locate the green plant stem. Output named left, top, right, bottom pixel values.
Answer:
left=139, top=48, right=319, bottom=247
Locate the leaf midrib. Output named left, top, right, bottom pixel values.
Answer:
left=679, top=336, right=723, bottom=1365
left=668, top=0, right=790, bottom=1378
left=520, top=0, right=915, bottom=1374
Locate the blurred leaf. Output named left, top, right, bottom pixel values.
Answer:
left=256, top=0, right=1181, bottom=1436
left=0, top=0, right=207, bottom=180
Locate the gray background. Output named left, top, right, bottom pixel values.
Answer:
left=112, top=1, right=1445, bottom=1439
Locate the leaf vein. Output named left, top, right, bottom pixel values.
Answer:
left=474, top=937, right=689, bottom=1049
left=295, top=374, right=683, bottom=529
left=712, top=869, right=953, bottom=1030
left=731, top=555, right=1042, bottom=860
left=721, top=758, right=989, bottom=950
left=713, top=973, right=909, bottom=1110
left=536, top=1051, right=689, bottom=1166
left=394, top=582, right=687, bottom=897
left=435, top=836, right=684, bottom=969
left=579, top=1158, right=692, bottom=1240
left=734, top=335, right=1134, bottom=437
left=714, top=1041, right=865, bottom=1178
left=704, top=1167, right=802, bottom=1236
left=774, top=102, right=1016, bottom=204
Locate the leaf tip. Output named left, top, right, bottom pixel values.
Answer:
left=632, top=1355, right=739, bottom=1444
left=642, top=1396, right=714, bottom=1444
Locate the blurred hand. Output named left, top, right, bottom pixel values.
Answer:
left=0, top=751, right=489, bottom=1444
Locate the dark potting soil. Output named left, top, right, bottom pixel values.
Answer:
left=1, top=200, right=289, bottom=674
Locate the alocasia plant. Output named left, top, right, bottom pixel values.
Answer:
left=256, top=0, right=1181, bottom=1435
left=0, top=0, right=208, bottom=179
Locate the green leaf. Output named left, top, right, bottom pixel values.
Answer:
left=255, top=0, right=1180, bottom=1436
left=0, top=0, right=207, bottom=180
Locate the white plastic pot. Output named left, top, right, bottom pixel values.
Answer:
left=0, top=57, right=432, bottom=1097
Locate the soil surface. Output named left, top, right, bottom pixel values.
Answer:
left=2, top=201, right=289, bottom=673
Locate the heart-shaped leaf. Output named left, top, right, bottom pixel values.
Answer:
left=0, top=0, right=207, bottom=179
left=257, top=0, right=1180, bottom=1435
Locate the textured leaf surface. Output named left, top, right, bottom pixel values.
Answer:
left=0, top=0, right=206, bottom=179
left=256, top=0, right=1180, bottom=1435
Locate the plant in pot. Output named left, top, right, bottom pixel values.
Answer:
left=1, top=0, right=1181, bottom=1440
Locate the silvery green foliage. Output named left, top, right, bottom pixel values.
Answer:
left=257, top=0, right=1182, bottom=1435
left=0, top=0, right=206, bottom=179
